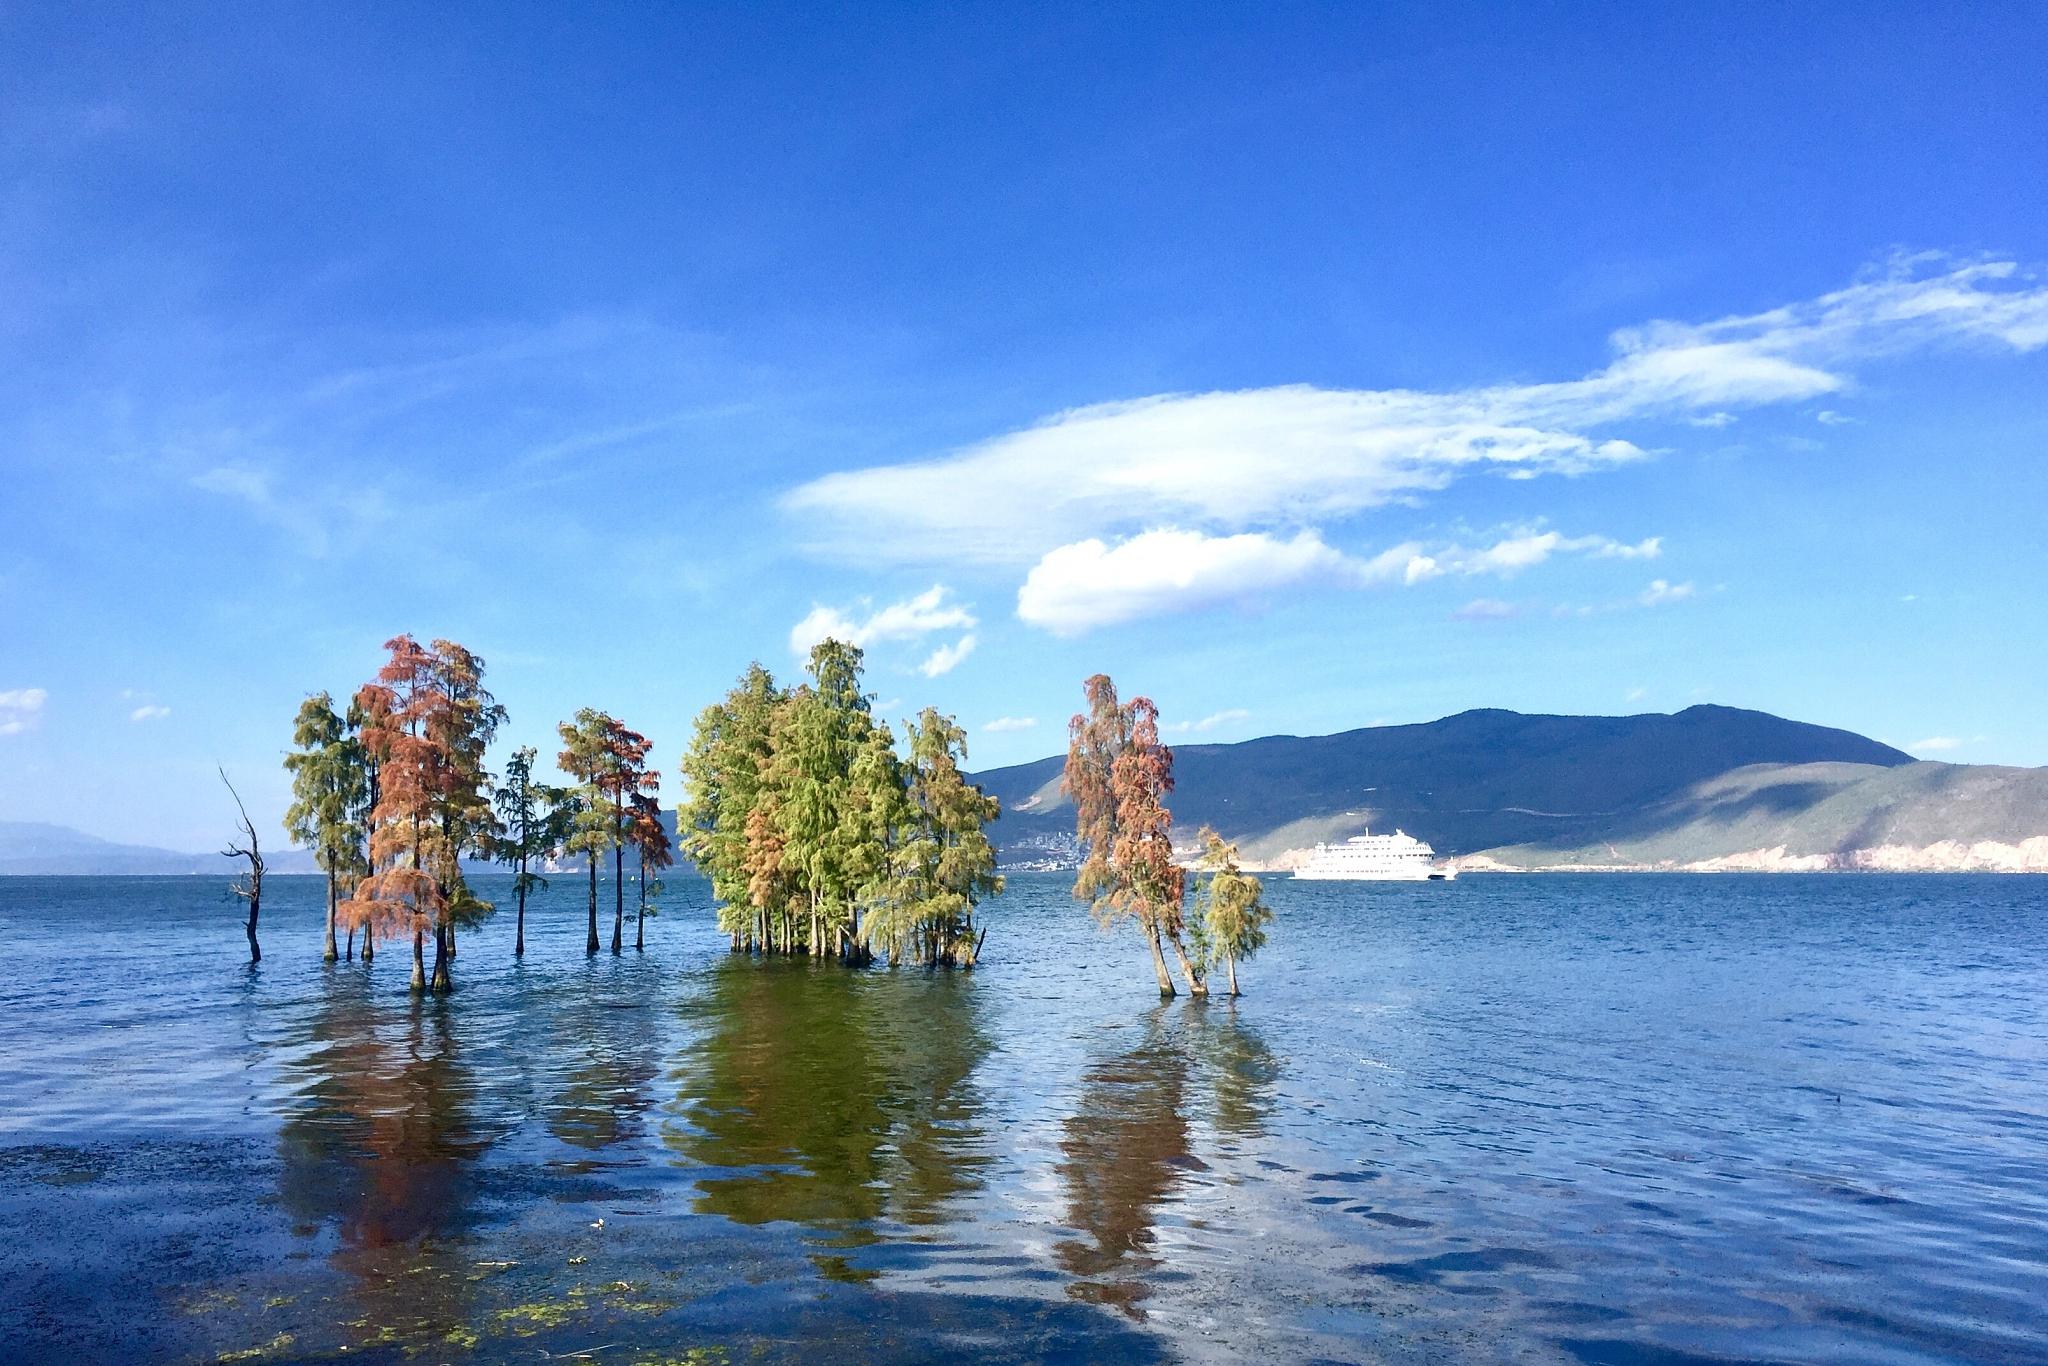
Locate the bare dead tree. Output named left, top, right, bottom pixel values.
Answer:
left=221, top=767, right=265, bottom=964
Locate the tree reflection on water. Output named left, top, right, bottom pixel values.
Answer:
left=662, top=957, right=993, bottom=1278
left=274, top=982, right=505, bottom=1345
left=1056, top=1004, right=1277, bottom=1317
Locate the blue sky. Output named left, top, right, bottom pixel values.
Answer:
left=2, top=3, right=2045, bottom=850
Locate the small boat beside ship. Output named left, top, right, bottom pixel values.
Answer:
left=1293, top=828, right=1457, bottom=881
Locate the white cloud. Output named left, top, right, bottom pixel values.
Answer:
left=0, top=687, right=48, bottom=737
left=1451, top=598, right=1518, bottom=621
left=1815, top=409, right=1852, bottom=425
left=1016, top=529, right=1361, bottom=635
left=788, top=585, right=976, bottom=656
left=1686, top=411, right=1737, bottom=428
left=1910, top=735, right=1961, bottom=752
left=1165, top=708, right=1251, bottom=735
left=918, top=633, right=976, bottom=677
left=1013, top=525, right=1661, bottom=633
left=129, top=704, right=171, bottom=722
left=1624, top=687, right=1648, bottom=703
left=983, top=716, right=1038, bottom=733
left=1639, top=579, right=1696, bottom=606
left=1434, top=530, right=1659, bottom=577
left=784, top=258, right=2048, bottom=564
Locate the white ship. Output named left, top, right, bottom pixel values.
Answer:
left=1293, top=828, right=1456, bottom=881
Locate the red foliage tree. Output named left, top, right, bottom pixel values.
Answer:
left=341, top=635, right=454, bottom=992
left=1064, top=675, right=1201, bottom=995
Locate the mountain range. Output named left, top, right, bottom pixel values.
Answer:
left=7, top=705, right=2045, bottom=875
left=968, top=705, right=2048, bottom=872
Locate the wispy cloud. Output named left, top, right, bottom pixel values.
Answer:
left=1404, top=531, right=1659, bottom=583
left=1909, top=735, right=1962, bottom=752
left=983, top=716, right=1038, bottom=733
left=1451, top=598, right=1518, bottom=621
left=918, top=633, right=977, bottom=677
left=189, top=464, right=392, bottom=559
left=1639, top=579, right=1696, bottom=606
left=1165, top=708, right=1250, bottom=735
left=789, top=586, right=977, bottom=657
left=0, top=687, right=48, bottom=737
left=1013, top=525, right=1659, bottom=634
left=129, top=704, right=171, bottom=723
left=784, top=257, right=2048, bottom=566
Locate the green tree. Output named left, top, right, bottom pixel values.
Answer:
left=680, top=663, right=783, bottom=950
left=773, top=640, right=878, bottom=959
left=283, top=691, right=370, bottom=962
left=1188, top=828, right=1272, bottom=997
left=557, top=708, right=658, bottom=956
left=686, top=648, right=1002, bottom=969
left=491, top=745, right=573, bottom=958
left=861, top=709, right=1003, bottom=966
left=557, top=709, right=613, bottom=956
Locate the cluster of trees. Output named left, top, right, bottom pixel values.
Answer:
left=680, top=640, right=1003, bottom=967
left=271, top=638, right=1273, bottom=1000
left=278, top=634, right=671, bottom=988
left=1063, top=674, right=1273, bottom=997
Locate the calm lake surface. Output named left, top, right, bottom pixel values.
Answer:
left=0, top=872, right=2043, bottom=1365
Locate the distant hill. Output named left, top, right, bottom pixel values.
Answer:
left=966, top=705, right=2048, bottom=871
left=0, top=821, right=316, bottom=876
left=1477, top=759, right=2048, bottom=870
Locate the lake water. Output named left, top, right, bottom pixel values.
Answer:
left=0, top=872, right=2043, bottom=1364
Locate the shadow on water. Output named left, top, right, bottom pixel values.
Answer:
left=1056, top=1003, right=1278, bottom=1318
left=662, top=955, right=992, bottom=1279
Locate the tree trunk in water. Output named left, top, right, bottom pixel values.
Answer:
left=430, top=921, right=452, bottom=994
left=635, top=884, right=645, bottom=952
left=322, top=871, right=338, bottom=962
left=515, top=879, right=526, bottom=958
left=1227, top=954, right=1240, bottom=997
left=1167, top=931, right=1206, bottom=997
left=362, top=927, right=373, bottom=963
left=346, top=924, right=356, bottom=962
left=586, top=860, right=599, bottom=955
left=611, top=845, right=624, bottom=954
left=246, top=902, right=261, bottom=964
left=409, top=926, right=425, bottom=991
left=1145, top=923, right=1175, bottom=996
